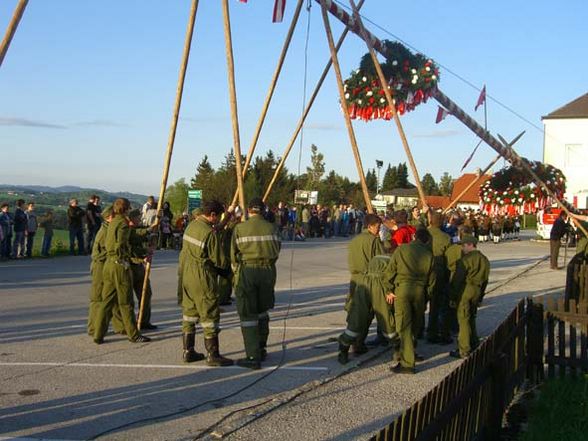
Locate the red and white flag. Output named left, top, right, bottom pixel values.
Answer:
left=475, top=85, right=486, bottom=111
left=435, top=106, right=450, bottom=124
left=273, top=0, right=286, bottom=22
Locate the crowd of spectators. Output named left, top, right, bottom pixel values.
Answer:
left=0, top=195, right=186, bottom=260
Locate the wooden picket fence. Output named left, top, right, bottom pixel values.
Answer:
left=370, top=298, right=544, bottom=441
left=540, top=297, right=588, bottom=377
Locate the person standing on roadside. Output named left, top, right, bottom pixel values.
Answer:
left=550, top=211, right=569, bottom=270
left=93, top=198, right=150, bottom=344
left=0, top=203, right=13, bottom=259
left=86, top=195, right=102, bottom=254
left=449, top=235, right=490, bottom=359
left=386, top=228, right=436, bottom=374
left=231, top=197, right=281, bottom=370
left=25, top=202, right=38, bottom=258
left=67, top=199, right=86, bottom=255
left=12, top=199, right=27, bottom=259
left=39, top=209, right=55, bottom=257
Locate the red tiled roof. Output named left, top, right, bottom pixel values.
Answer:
left=424, top=195, right=451, bottom=209
left=542, top=92, right=588, bottom=119
left=450, top=173, right=490, bottom=203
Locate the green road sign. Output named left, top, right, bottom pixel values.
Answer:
left=188, top=189, right=202, bottom=213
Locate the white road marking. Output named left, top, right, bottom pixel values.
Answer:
left=0, top=361, right=329, bottom=372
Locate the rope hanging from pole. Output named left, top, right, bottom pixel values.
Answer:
left=230, top=0, right=306, bottom=207
left=0, top=0, right=28, bottom=68
left=263, top=0, right=366, bottom=202
left=349, top=0, right=428, bottom=210
left=137, top=0, right=200, bottom=329
left=222, top=0, right=246, bottom=212
left=319, top=0, right=373, bottom=213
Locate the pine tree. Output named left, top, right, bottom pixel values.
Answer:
left=382, top=163, right=398, bottom=191
left=365, top=168, right=378, bottom=193
left=439, top=172, right=454, bottom=196
left=396, top=162, right=409, bottom=188
left=305, top=144, right=325, bottom=191
left=191, top=155, right=217, bottom=200
left=421, top=173, right=439, bottom=195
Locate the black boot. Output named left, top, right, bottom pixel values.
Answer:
left=205, top=336, right=234, bottom=367
left=182, top=333, right=205, bottom=363
left=236, top=357, right=261, bottom=370
left=338, top=342, right=350, bottom=365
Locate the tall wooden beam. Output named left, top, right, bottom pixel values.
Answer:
left=0, top=0, right=28, bottom=68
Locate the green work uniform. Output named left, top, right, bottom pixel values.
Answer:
left=231, top=214, right=281, bottom=360
left=388, top=241, right=436, bottom=368
left=88, top=222, right=124, bottom=336
left=129, top=227, right=152, bottom=327
left=347, top=229, right=385, bottom=312
left=426, top=226, right=451, bottom=340
left=180, top=217, right=221, bottom=337
left=443, top=243, right=463, bottom=335
left=339, top=255, right=396, bottom=347
left=215, top=222, right=235, bottom=305
left=94, top=215, right=140, bottom=341
left=450, top=249, right=490, bottom=356
left=566, top=220, right=588, bottom=303
left=409, top=214, right=428, bottom=230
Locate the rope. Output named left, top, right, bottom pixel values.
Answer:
left=93, top=4, right=315, bottom=439
left=296, top=0, right=312, bottom=189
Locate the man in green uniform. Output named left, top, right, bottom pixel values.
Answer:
left=87, top=205, right=124, bottom=336
left=215, top=209, right=237, bottom=306
left=427, top=213, right=451, bottom=344
left=338, top=254, right=396, bottom=364
left=93, top=198, right=150, bottom=344
left=347, top=213, right=386, bottom=350
left=231, top=197, right=281, bottom=370
left=180, top=200, right=233, bottom=366
left=386, top=228, right=436, bottom=374
left=128, top=209, right=157, bottom=330
left=409, top=206, right=429, bottom=230
left=442, top=234, right=463, bottom=336
left=449, top=235, right=490, bottom=358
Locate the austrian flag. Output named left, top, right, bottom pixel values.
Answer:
left=435, top=106, right=450, bottom=124
left=273, top=0, right=286, bottom=22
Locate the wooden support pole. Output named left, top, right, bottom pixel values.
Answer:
left=442, top=154, right=501, bottom=214
left=319, top=0, right=372, bottom=213
left=263, top=0, right=366, bottom=203
left=0, top=0, right=28, bottom=68
left=222, top=0, right=246, bottom=211
left=137, top=0, right=199, bottom=329
left=349, top=0, right=427, bottom=209
left=231, top=0, right=305, bottom=207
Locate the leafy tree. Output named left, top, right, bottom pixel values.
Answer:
left=439, top=172, right=454, bottom=196
left=421, top=173, right=439, bottom=195
left=382, top=163, right=398, bottom=191
left=305, top=144, right=325, bottom=191
left=365, top=168, right=378, bottom=193
left=164, top=178, right=189, bottom=217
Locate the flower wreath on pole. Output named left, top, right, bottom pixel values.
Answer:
left=479, top=160, right=566, bottom=214
left=343, top=40, right=440, bottom=121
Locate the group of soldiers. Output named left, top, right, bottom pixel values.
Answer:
left=87, top=196, right=280, bottom=370
left=339, top=210, right=490, bottom=374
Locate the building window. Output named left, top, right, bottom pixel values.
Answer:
left=565, top=144, right=586, bottom=167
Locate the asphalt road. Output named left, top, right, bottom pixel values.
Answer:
left=0, top=232, right=569, bottom=440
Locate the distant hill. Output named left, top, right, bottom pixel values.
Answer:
left=0, top=184, right=148, bottom=211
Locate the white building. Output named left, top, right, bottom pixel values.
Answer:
left=542, top=92, right=588, bottom=209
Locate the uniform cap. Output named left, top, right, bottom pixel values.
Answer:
left=461, top=235, right=478, bottom=245
left=248, top=197, right=265, bottom=211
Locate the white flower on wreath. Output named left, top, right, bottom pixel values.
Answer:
left=366, top=91, right=373, bottom=97
left=518, top=198, right=523, bottom=203
left=530, top=193, right=535, bottom=198
left=411, top=69, right=417, bottom=74
left=345, top=93, right=350, bottom=99
left=380, top=98, right=386, bottom=103
left=344, top=84, right=348, bottom=92
left=425, top=66, right=431, bottom=72
left=497, top=197, right=501, bottom=201
left=357, top=99, right=363, bottom=105
left=432, top=75, right=437, bottom=80
left=514, top=190, right=519, bottom=195
left=392, top=60, right=398, bottom=66
left=411, top=78, right=417, bottom=85
left=362, top=76, right=367, bottom=82
left=503, top=191, right=508, bottom=195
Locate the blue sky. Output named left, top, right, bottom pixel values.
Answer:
left=1, top=0, right=587, bottom=195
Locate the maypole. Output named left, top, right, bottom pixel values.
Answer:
left=349, top=0, right=427, bottom=209
left=231, top=0, right=305, bottom=207
left=137, top=0, right=199, bottom=329
left=263, top=0, right=366, bottom=202
left=0, top=0, right=28, bottom=68
left=319, top=0, right=372, bottom=213
left=317, top=0, right=587, bottom=237
left=222, top=0, right=246, bottom=212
